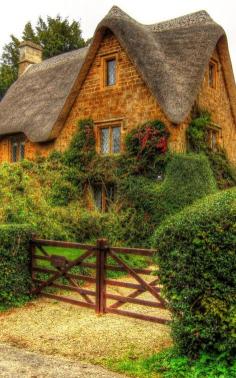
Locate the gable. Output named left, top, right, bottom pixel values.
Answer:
left=0, top=6, right=235, bottom=144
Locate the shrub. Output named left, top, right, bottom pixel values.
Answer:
left=125, top=120, right=170, bottom=176
left=0, top=224, right=33, bottom=309
left=187, top=110, right=211, bottom=152
left=160, top=153, right=217, bottom=214
left=153, top=188, right=236, bottom=358
left=117, top=154, right=217, bottom=246
left=207, top=149, right=236, bottom=189
left=64, top=118, right=96, bottom=169
left=49, top=180, right=78, bottom=206
left=187, top=110, right=236, bottom=189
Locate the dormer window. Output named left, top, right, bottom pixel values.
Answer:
left=106, top=58, right=116, bottom=86
left=11, top=136, right=25, bottom=162
left=208, top=60, right=217, bottom=88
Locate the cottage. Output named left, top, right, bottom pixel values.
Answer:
left=0, top=6, right=235, bottom=164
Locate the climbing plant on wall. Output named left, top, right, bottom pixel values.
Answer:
left=187, top=110, right=236, bottom=189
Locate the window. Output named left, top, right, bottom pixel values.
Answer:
left=11, top=136, right=25, bottom=162
left=100, top=125, right=121, bottom=154
left=93, top=184, right=116, bottom=212
left=207, top=128, right=219, bottom=151
left=208, top=60, right=217, bottom=88
left=106, top=58, right=116, bottom=86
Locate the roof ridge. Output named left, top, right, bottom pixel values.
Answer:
left=27, top=46, right=89, bottom=75
left=150, top=10, right=214, bottom=32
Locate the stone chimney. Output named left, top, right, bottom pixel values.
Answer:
left=18, top=41, right=43, bottom=76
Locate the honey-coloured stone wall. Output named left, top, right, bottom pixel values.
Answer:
left=0, top=32, right=235, bottom=165
left=197, top=49, right=236, bottom=164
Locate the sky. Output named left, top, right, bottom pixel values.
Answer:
left=0, top=0, right=235, bottom=74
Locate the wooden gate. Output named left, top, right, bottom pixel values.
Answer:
left=31, top=238, right=169, bottom=324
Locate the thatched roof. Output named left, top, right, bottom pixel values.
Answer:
left=0, top=47, right=88, bottom=142
left=0, top=6, right=235, bottom=142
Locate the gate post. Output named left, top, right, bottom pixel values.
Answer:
left=96, top=238, right=108, bottom=315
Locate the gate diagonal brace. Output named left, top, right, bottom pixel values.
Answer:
left=109, top=250, right=167, bottom=307
left=32, top=250, right=94, bottom=295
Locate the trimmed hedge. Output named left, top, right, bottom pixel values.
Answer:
left=153, top=188, right=236, bottom=358
left=0, top=224, right=33, bottom=309
left=118, top=154, right=217, bottom=246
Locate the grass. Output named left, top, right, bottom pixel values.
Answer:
left=34, top=245, right=149, bottom=279
left=106, top=348, right=236, bottom=378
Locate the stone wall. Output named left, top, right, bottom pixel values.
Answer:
left=54, top=31, right=184, bottom=154
left=197, top=49, right=236, bottom=164
left=0, top=32, right=235, bottom=165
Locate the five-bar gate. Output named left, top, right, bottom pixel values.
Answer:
left=31, top=238, right=169, bottom=324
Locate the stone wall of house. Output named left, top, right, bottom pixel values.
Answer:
left=0, top=136, right=53, bottom=162
left=0, top=32, right=235, bottom=165
left=197, top=48, right=236, bottom=164
left=54, top=31, right=186, bottom=154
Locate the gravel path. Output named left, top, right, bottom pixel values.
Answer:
left=0, top=343, right=125, bottom=377
left=0, top=274, right=171, bottom=374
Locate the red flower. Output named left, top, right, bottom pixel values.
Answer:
left=156, top=137, right=168, bottom=153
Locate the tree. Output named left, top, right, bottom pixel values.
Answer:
left=0, top=15, right=85, bottom=99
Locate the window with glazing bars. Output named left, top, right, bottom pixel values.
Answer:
left=106, top=59, right=116, bottom=86
left=100, top=125, right=121, bottom=154
left=93, top=183, right=116, bottom=212
left=11, top=137, right=25, bottom=162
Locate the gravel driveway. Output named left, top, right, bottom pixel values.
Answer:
left=0, top=343, right=125, bottom=378
left=0, top=275, right=171, bottom=375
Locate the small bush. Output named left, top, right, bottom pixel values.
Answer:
left=0, top=224, right=33, bottom=309
left=153, top=188, right=236, bottom=358
left=112, top=348, right=236, bottom=378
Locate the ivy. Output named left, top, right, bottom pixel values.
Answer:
left=187, top=110, right=236, bottom=189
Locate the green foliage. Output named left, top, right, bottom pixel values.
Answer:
left=0, top=224, right=33, bottom=310
left=49, top=180, right=78, bottom=206
left=153, top=188, right=236, bottom=358
left=111, top=348, right=236, bottom=378
left=187, top=111, right=211, bottom=152
left=0, top=119, right=219, bottom=248
left=125, top=120, right=170, bottom=176
left=64, top=118, right=96, bottom=170
left=118, top=154, right=216, bottom=246
left=0, top=35, right=20, bottom=98
left=207, top=149, right=236, bottom=189
left=0, top=15, right=85, bottom=98
left=187, top=111, right=236, bottom=189
left=35, top=15, right=85, bottom=59
left=160, top=153, right=217, bottom=213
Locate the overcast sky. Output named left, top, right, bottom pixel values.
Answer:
left=0, top=0, right=235, bottom=74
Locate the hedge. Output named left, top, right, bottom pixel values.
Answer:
left=0, top=224, right=33, bottom=309
left=118, top=153, right=217, bottom=246
left=153, top=188, right=236, bottom=358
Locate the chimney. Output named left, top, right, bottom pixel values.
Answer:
left=18, top=41, right=43, bottom=76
